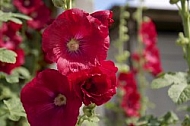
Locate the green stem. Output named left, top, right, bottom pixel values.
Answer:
left=180, top=0, right=190, bottom=72
left=76, top=114, right=86, bottom=126
left=135, top=0, right=149, bottom=116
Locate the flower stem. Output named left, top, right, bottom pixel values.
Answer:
left=135, top=0, right=149, bottom=116
left=76, top=114, right=86, bottom=126
left=180, top=0, right=190, bottom=73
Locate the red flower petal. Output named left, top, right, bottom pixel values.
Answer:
left=91, top=10, right=114, bottom=27
left=68, top=61, right=118, bottom=106
left=42, top=8, right=110, bottom=75
left=21, top=69, right=82, bottom=126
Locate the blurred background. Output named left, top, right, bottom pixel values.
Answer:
left=75, top=0, right=186, bottom=125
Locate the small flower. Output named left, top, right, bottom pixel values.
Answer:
left=13, top=0, right=43, bottom=14
left=27, top=4, right=51, bottom=30
left=68, top=61, right=118, bottom=106
left=139, top=18, right=157, bottom=47
left=42, top=8, right=111, bottom=75
left=21, top=69, right=82, bottom=126
left=0, top=48, right=25, bottom=74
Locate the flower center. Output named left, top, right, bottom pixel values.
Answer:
left=54, top=94, right=66, bottom=106
left=67, top=39, right=79, bottom=52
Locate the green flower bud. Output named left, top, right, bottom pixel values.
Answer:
left=52, top=0, right=65, bottom=8
left=83, top=104, right=96, bottom=117
left=169, top=0, right=180, bottom=4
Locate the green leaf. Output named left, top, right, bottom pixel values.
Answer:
left=182, top=115, right=190, bottom=126
left=160, top=111, right=178, bottom=125
left=3, top=98, right=26, bottom=121
left=5, top=73, right=19, bottom=83
left=151, top=72, right=187, bottom=89
left=11, top=13, right=32, bottom=20
left=13, top=67, right=30, bottom=79
left=168, top=83, right=190, bottom=104
left=0, top=48, right=17, bottom=63
left=0, top=11, right=32, bottom=24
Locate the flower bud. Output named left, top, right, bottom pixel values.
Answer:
left=169, top=0, right=180, bottom=4
left=52, top=0, right=65, bottom=8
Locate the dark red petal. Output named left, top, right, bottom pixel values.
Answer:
left=21, top=69, right=82, bottom=126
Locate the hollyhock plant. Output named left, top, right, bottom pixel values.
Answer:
left=27, top=4, right=51, bottom=30
left=0, top=48, right=25, bottom=74
left=139, top=18, right=157, bottom=47
left=68, top=61, right=118, bottom=106
left=13, top=0, right=43, bottom=14
left=21, top=69, right=82, bottom=126
left=42, top=8, right=111, bottom=75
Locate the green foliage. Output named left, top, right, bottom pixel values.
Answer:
left=0, top=48, right=17, bottom=64
left=151, top=72, right=190, bottom=104
left=182, top=115, right=190, bottom=126
left=0, top=11, right=31, bottom=24
left=137, top=111, right=178, bottom=126
left=3, top=98, right=26, bottom=121
left=0, top=67, right=30, bottom=84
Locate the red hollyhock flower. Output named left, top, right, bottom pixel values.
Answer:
left=132, top=46, right=162, bottom=76
left=91, top=10, right=114, bottom=27
left=0, top=49, right=25, bottom=74
left=118, top=71, right=141, bottom=117
left=139, top=19, right=157, bottom=47
left=68, top=61, right=118, bottom=106
left=13, top=0, right=43, bottom=14
left=121, top=90, right=141, bottom=117
left=0, top=21, right=22, bottom=49
left=27, top=4, right=51, bottom=30
left=42, top=8, right=111, bottom=75
left=144, top=46, right=162, bottom=76
left=21, top=69, right=82, bottom=126
left=118, top=71, right=137, bottom=89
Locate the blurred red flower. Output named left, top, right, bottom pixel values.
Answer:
left=27, top=3, right=51, bottom=30
left=139, top=19, right=157, bottom=47
left=42, top=8, right=111, bottom=75
left=144, top=46, right=163, bottom=76
left=21, top=69, right=82, bottom=126
left=0, top=21, right=22, bottom=49
left=132, top=46, right=162, bottom=76
left=13, top=0, right=43, bottom=14
left=118, top=71, right=141, bottom=117
left=68, top=61, right=118, bottom=106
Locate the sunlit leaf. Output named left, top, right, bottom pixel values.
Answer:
left=0, top=48, right=17, bottom=63
left=168, top=84, right=190, bottom=104
left=3, top=98, right=26, bottom=121
left=151, top=72, right=187, bottom=89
